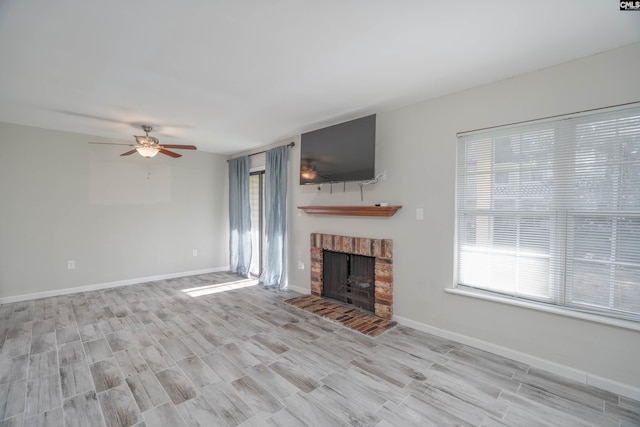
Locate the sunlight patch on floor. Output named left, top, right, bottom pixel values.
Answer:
left=182, top=278, right=259, bottom=297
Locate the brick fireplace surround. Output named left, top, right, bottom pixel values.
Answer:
left=310, top=233, right=393, bottom=320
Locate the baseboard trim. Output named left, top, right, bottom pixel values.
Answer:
left=286, top=284, right=310, bottom=295
left=0, top=266, right=229, bottom=304
left=393, top=314, right=640, bottom=401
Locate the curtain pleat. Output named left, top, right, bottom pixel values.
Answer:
left=229, top=156, right=252, bottom=277
left=259, top=146, right=288, bottom=289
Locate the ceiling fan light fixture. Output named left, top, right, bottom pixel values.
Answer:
left=136, top=146, right=160, bottom=157
left=301, top=165, right=317, bottom=180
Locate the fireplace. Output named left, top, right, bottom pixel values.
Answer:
left=310, top=233, right=393, bottom=320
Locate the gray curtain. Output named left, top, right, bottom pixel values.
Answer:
left=228, top=156, right=251, bottom=277
left=259, top=146, right=288, bottom=289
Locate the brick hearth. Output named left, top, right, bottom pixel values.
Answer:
left=310, top=233, right=393, bottom=320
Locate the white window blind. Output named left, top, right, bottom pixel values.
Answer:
left=456, top=104, right=640, bottom=322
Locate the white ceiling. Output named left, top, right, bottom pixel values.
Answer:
left=0, top=1, right=638, bottom=154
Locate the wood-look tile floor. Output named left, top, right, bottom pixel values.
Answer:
left=1, top=272, right=639, bottom=427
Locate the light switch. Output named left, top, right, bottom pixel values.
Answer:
left=416, top=208, right=424, bottom=220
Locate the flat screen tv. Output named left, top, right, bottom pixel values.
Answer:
left=300, top=114, right=376, bottom=185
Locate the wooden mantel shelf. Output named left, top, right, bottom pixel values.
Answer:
left=297, top=205, right=402, bottom=217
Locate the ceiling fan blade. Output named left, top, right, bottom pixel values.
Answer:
left=89, top=142, right=133, bottom=146
left=161, top=144, right=197, bottom=150
left=120, top=149, right=138, bottom=156
left=159, top=148, right=182, bottom=158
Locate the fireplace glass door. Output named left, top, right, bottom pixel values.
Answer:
left=323, top=250, right=375, bottom=313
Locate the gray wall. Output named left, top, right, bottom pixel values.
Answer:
left=287, top=43, right=640, bottom=391
left=0, top=123, right=229, bottom=299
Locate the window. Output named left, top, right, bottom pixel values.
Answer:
left=456, top=104, right=640, bottom=322
left=249, top=170, right=266, bottom=277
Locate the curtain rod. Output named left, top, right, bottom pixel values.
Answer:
left=227, top=141, right=295, bottom=162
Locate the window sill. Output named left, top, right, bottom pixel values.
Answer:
left=445, top=287, right=640, bottom=332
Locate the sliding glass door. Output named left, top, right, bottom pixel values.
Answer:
left=249, top=171, right=266, bottom=277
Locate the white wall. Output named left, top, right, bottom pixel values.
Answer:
left=0, top=123, right=229, bottom=300
left=287, top=43, right=640, bottom=394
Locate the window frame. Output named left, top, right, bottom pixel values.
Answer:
left=454, top=103, right=640, bottom=324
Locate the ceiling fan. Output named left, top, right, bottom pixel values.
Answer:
left=89, top=125, right=197, bottom=158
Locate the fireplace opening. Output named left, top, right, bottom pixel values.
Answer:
left=323, top=250, right=375, bottom=313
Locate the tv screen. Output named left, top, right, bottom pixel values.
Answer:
left=300, top=114, right=376, bottom=185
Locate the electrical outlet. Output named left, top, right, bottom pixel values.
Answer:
left=67, top=260, right=75, bottom=269
left=192, top=249, right=198, bottom=257
left=297, top=261, right=305, bottom=270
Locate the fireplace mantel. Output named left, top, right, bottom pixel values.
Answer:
left=298, top=205, right=402, bottom=217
